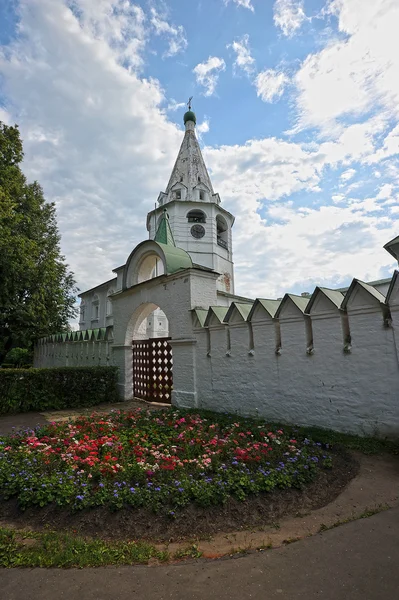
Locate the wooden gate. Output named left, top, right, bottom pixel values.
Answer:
left=132, top=337, right=173, bottom=403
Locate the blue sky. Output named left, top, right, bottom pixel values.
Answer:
left=0, top=0, right=399, bottom=306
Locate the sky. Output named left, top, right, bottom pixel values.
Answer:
left=1, top=0, right=399, bottom=313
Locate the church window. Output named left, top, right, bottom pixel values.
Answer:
left=92, top=294, right=99, bottom=321
left=187, top=209, right=206, bottom=223
left=199, top=191, right=205, bottom=200
left=216, top=215, right=228, bottom=249
left=106, top=289, right=114, bottom=316
left=175, top=190, right=181, bottom=200
left=79, top=301, right=86, bottom=323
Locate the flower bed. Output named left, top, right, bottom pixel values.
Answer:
left=0, top=409, right=333, bottom=514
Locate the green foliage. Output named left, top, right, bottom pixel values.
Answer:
left=0, top=122, right=78, bottom=364
left=297, top=425, right=399, bottom=455
left=3, top=347, right=33, bottom=368
left=0, top=527, right=168, bottom=568
left=0, top=366, right=119, bottom=414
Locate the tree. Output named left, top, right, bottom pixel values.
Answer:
left=0, top=122, right=78, bottom=364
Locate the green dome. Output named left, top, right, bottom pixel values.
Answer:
left=183, top=110, right=196, bottom=125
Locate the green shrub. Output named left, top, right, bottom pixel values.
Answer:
left=4, top=348, right=33, bottom=368
left=0, top=366, right=119, bottom=414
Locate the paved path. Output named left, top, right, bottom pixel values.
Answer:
left=2, top=506, right=399, bottom=600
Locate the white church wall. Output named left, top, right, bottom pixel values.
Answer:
left=79, top=278, right=117, bottom=330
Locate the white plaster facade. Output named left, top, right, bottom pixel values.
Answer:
left=35, top=108, right=399, bottom=439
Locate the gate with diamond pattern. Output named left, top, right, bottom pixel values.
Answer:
left=132, top=337, right=173, bottom=403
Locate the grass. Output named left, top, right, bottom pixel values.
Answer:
left=318, top=504, right=391, bottom=533
left=173, top=544, right=202, bottom=560
left=0, top=526, right=169, bottom=568
left=297, top=425, right=399, bottom=455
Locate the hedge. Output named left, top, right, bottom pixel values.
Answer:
left=0, top=366, right=119, bottom=414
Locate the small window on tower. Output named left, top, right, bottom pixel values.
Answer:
left=175, top=190, right=181, bottom=200
left=199, top=191, right=204, bottom=200
left=187, top=209, right=206, bottom=223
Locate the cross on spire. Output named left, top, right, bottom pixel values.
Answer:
left=187, top=96, right=193, bottom=111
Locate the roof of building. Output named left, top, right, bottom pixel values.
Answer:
left=248, top=298, right=281, bottom=320
left=341, top=279, right=386, bottom=309
left=78, top=277, right=117, bottom=298
left=154, top=209, right=175, bottom=246
left=384, top=235, right=399, bottom=260
left=165, top=113, right=214, bottom=198
left=306, top=287, right=344, bottom=312
left=184, top=110, right=196, bottom=125
left=224, top=302, right=253, bottom=322
left=275, top=293, right=309, bottom=318
left=192, top=308, right=208, bottom=327
left=204, top=306, right=229, bottom=326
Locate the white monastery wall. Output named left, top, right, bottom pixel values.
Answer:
left=192, top=280, right=399, bottom=438
left=35, top=337, right=114, bottom=369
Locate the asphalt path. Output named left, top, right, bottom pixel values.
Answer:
left=2, top=506, right=398, bottom=600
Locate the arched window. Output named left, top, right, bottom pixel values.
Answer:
left=216, top=215, right=228, bottom=249
left=92, top=294, right=99, bottom=321
left=106, top=289, right=114, bottom=316
left=187, top=209, right=206, bottom=223
left=79, top=300, right=86, bottom=323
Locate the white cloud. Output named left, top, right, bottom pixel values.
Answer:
left=66, top=0, right=148, bottom=70
left=0, top=106, right=12, bottom=124
left=228, top=34, right=256, bottom=75
left=203, top=126, right=398, bottom=297
left=167, top=99, right=186, bottom=112
left=332, top=194, right=345, bottom=204
left=294, top=0, right=399, bottom=131
left=273, top=0, right=306, bottom=37
left=255, top=69, right=289, bottom=103
left=197, top=119, right=210, bottom=135
left=340, top=168, right=356, bottom=182
left=0, top=0, right=182, bottom=294
left=150, top=8, right=188, bottom=58
left=366, top=123, right=399, bottom=164
left=193, top=56, right=226, bottom=97
left=224, top=0, right=254, bottom=12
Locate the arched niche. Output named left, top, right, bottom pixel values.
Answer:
left=123, top=240, right=192, bottom=290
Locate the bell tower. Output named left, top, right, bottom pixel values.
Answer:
left=146, top=103, right=235, bottom=294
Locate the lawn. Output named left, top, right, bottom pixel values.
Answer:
left=0, top=408, right=333, bottom=515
